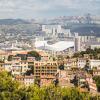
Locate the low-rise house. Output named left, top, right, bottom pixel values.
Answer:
left=83, top=54, right=90, bottom=59
left=58, top=58, right=77, bottom=69
left=15, top=75, right=34, bottom=86
left=58, top=70, right=73, bottom=87
left=0, top=50, right=9, bottom=61
left=86, top=75, right=97, bottom=93
left=40, top=75, right=55, bottom=86
left=89, top=82, right=97, bottom=93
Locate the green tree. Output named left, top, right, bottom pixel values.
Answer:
left=93, top=76, right=100, bottom=92
left=28, top=51, right=41, bottom=61
left=0, top=71, right=20, bottom=100
left=8, top=55, right=13, bottom=61
left=0, top=71, right=98, bottom=100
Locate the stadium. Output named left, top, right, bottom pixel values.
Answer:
left=35, top=40, right=74, bottom=52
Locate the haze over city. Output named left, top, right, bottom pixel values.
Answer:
left=0, top=0, right=100, bottom=19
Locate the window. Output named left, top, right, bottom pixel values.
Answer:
left=35, top=63, right=38, bottom=65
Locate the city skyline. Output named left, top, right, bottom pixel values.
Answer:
left=0, top=0, right=100, bottom=19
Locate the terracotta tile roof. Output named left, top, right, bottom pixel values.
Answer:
left=15, top=75, right=34, bottom=79
left=40, top=75, right=55, bottom=79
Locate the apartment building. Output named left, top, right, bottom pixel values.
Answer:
left=34, top=61, right=58, bottom=78
left=11, top=57, right=33, bottom=75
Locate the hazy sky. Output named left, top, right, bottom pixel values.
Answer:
left=0, top=0, right=100, bottom=19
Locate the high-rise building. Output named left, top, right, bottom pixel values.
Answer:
left=79, top=36, right=96, bottom=43
left=74, top=36, right=81, bottom=52
left=42, top=25, right=62, bottom=37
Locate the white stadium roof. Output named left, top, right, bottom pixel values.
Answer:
left=35, top=40, right=74, bottom=52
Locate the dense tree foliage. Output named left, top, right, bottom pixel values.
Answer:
left=71, top=75, right=78, bottom=87
left=93, top=76, right=100, bottom=92
left=73, top=48, right=100, bottom=59
left=0, top=71, right=20, bottom=100
left=8, top=55, right=13, bottom=61
left=0, top=71, right=100, bottom=100
left=59, top=65, right=64, bottom=70
left=28, top=51, right=41, bottom=60
left=8, top=51, right=41, bottom=61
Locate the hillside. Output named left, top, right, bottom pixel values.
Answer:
left=0, top=19, right=30, bottom=25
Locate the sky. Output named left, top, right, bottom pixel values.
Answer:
left=0, top=0, right=100, bottom=19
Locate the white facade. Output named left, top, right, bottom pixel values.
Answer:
left=24, top=76, right=34, bottom=86
left=4, top=61, right=12, bottom=71
left=77, top=59, right=86, bottom=68
left=42, top=25, right=62, bottom=36
left=79, top=36, right=96, bottom=43
left=35, top=40, right=74, bottom=52
left=90, top=60, right=100, bottom=69
left=90, top=44, right=100, bottom=49
left=62, top=29, right=71, bottom=37
left=96, top=37, right=100, bottom=43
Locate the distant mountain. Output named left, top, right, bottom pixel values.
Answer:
left=0, top=19, right=30, bottom=25
left=70, top=24, right=100, bottom=36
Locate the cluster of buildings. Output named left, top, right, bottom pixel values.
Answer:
left=0, top=23, right=100, bottom=56
left=0, top=21, right=100, bottom=94
left=0, top=50, right=58, bottom=86
left=74, top=35, right=100, bottom=52
left=0, top=48, right=100, bottom=94
left=34, top=24, right=100, bottom=59
left=42, top=25, right=71, bottom=38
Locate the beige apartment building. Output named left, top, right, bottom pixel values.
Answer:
left=11, top=57, right=34, bottom=75
left=34, top=61, right=58, bottom=78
